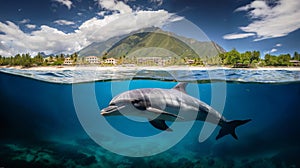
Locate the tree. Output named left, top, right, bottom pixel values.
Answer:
left=277, top=54, right=291, bottom=66
left=259, top=60, right=266, bottom=67
left=293, top=52, right=300, bottom=60
left=240, top=52, right=250, bottom=64
left=218, top=53, right=226, bottom=63
left=224, top=49, right=241, bottom=65
left=102, top=52, right=108, bottom=60
left=0, top=55, right=3, bottom=65
left=251, top=51, right=260, bottom=63
left=33, top=52, right=44, bottom=66
left=60, top=54, right=65, bottom=61
left=265, top=54, right=278, bottom=66
left=73, top=52, right=78, bottom=62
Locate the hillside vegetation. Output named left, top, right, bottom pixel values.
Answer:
left=78, top=28, right=225, bottom=60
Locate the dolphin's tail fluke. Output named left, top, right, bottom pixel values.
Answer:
left=216, top=119, right=251, bottom=140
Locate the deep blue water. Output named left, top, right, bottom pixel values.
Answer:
left=1, top=69, right=300, bottom=167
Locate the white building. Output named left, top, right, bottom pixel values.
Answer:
left=63, top=57, right=73, bottom=65
left=43, top=56, right=56, bottom=64
left=186, top=59, right=195, bottom=65
left=105, top=58, right=117, bottom=65
left=85, top=56, right=99, bottom=64
left=137, top=57, right=169, bottom=66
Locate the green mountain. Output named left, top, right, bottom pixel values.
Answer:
left=78, top=28, right=225, bottom=59
left=78, top=36, right=124, bottom=57
left=78, top=27, right=160, bottom=57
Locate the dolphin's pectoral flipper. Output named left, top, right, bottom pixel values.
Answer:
left=149, top=119, right=173, bottom=131
left=216, top=119, right=252, bottom=140
left=147, top=107, right=184, bottom=131
left=146, top=107, right=184, bottom=121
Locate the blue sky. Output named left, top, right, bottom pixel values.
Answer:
left=0, top=0, right=299, bottom=57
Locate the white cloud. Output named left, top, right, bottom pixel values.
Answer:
left=270, top=48, right=277, bottom=53
left=150, top=0, right=163, bottom=6
left=98, top=0, right=132, bottom=14
left=0, top=7, right=181, bottom=56
left=234, top=5, right=250, bottom=12
left=26, top=24, right=36, bottom=29
left=97, top=11, right=106, bottom=16
left=225, top=0, right=300, bottom=41
left=54, top=19, right=75, bottom=25
left=75, top=10, right=178, bottom=43
left=264, top=48, right=277, bottom=55
left=19, top=19, right=30, bottom=24
left=223, top=33, right=255, bottom=40
left=53, top=0, right=73, bottom=10
left=235, top=0, right=270, bottom=18
left=264, top=43, right=282, bottom=55
left=0, top=21, right=80, bottom=56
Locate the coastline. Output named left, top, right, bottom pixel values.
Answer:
left=1, top=65, right=300, bottom=71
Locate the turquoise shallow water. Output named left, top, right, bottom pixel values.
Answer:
left=0, top=68, right=300, bottom=167
left=1, top=68, right=300, bottom=83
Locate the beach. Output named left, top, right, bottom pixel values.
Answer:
left=2, top=65, right=300, bottom=71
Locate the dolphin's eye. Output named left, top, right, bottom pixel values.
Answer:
left=109, top=102, right=116, bottom=106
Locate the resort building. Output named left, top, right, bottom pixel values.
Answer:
left=186, top=59, right=195, bottom=65
left=233, top=63, right=250, bottom=68
left=290, top=60, right=300, bottom=66
left=63, top=57, right=73, bottom=65
left=105, top=58, right=117, bottom=65
left=137, top=57, right=170, bottom=66
left=43, top=56, right=56, bottom=64
left=85, top=56, right=100, bottom=64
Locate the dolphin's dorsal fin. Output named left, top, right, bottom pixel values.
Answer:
left=172, top=82, right=188, bottom=93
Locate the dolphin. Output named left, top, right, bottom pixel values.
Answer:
left=101, top=83, right=251, bottom=140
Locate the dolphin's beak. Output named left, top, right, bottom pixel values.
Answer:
left=100, top=105, right=125, bottom=116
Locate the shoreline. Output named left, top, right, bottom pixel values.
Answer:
left=1, top=65, right=300, bottom=71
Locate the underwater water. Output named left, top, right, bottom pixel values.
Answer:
left=0, top=68, right=300, bottom=167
